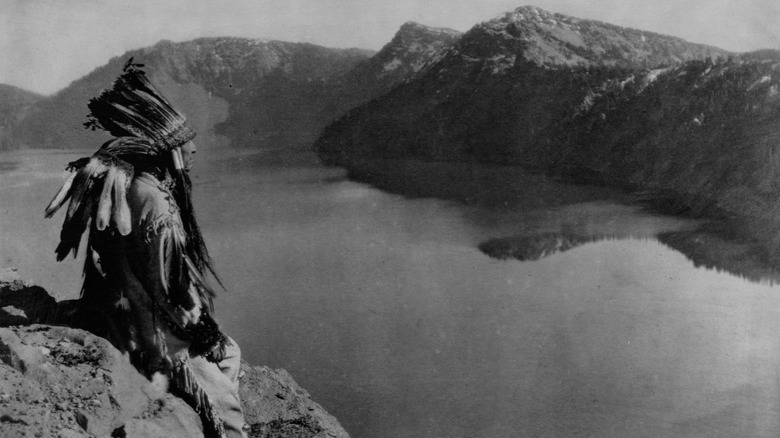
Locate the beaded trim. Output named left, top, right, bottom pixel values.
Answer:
left=160, top=123, right=196, bottom=150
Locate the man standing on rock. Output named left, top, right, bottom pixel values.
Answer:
left=44, top=58, right=248, bottom=438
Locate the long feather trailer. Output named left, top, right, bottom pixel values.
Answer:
left=112, top=170, right=132, bottom=235
left=55, top=193, right=94, bottom=261
left=95, top=166, right=117, bottom=231
left=64, top=158, right=106, bottom=223
left=45, top=142, right=138, bottom=260
left=44, top=172, right=77, bottom=218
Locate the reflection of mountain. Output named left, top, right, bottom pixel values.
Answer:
left=657, top=228, right=780, bottom=285
left=480, top=225, right=780, bottom=285
left=479, top=233, right=613, bottom=261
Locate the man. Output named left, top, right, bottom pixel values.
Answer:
left=45, top=59, right=247, bottom=438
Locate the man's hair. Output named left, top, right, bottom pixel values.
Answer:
left=170, top=165, right=223, bottom=290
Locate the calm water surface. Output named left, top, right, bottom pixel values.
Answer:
left=3, top=149, right=780, bottom=437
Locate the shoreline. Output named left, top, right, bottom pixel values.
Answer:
left=327, top=155, right=780, bottom=284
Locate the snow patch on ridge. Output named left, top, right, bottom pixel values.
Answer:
left=383, top=58, right=402, bottom=72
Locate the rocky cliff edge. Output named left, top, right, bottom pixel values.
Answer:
left=0, top=268, right=349, bottom=438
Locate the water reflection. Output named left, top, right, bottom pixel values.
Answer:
left=346, top=157, right=780, bottom=285
left=657, top=228, right=780, bottom=285
left=480, top=227, right=780, bottom=284
left=480, top=232, right=621, bottom=260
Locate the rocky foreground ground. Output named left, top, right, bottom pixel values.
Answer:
left=0, top=269, right=349, bottom=438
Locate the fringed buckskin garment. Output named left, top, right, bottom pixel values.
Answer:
left=45, top=59, right=248, bottom=438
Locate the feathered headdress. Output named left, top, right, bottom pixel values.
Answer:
left=84, top=58, right=195, bottom=150
left=44, top=58, right=197, bottom=259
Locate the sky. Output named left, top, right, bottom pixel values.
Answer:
left=2, top=0, right=779, bottom=95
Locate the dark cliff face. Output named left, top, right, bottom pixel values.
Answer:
left=314, top=6, right=733, bottom=165
left=546, top=53, right=780, bottom=220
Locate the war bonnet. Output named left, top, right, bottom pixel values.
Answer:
left=45, top=58, right=198, bottom=259
left=84, top=57, right=195, bottom=150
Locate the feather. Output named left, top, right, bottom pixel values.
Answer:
left=44, top=172, right=77, bottom=218
left=159, top=230, right=170, bottom=293
left=54, top=157, right=107, bottom=260
left=95, top=167, right=117, bottom=231
left=55, top=194, right=94, bottom=261
left=112, top=170, right=132, bottom=235
left=65, top=158, right=106, bottom=223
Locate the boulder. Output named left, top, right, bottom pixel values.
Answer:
left=0, top=324, right=203, bottom=438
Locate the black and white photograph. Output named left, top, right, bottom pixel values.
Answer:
left=1, top=1, right=780, bottom=437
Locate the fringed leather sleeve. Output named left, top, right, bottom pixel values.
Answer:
left=137, top=208, right=203, bottom=327
left=129, top=178, right=227, bottom=362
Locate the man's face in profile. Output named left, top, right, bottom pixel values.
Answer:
left=181, top=141, right=196, bottom=171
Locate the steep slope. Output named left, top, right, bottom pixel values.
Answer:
left=355, top=22, right=461, bottom=84
left=315, top=5, right=729, bottom=165
left=0, top=84, right=43, bottom=149
left=543, top=53, right=780, bottom=236
left=333, top=22, right=461, bottom=102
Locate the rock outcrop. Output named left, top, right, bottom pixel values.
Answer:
left=0, top=271, right=349, bottom=438
left=239, top=365, right=346, bottom=438
left=0, top=324, right=204, bottom=438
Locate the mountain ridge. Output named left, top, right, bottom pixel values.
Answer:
left=4, top=37, right=374, bottom=151
left=0, top=22, right=457, bottom=152
left=453, top=5, right=728, bottom=73
left=314, top=6, right=733, bottom=165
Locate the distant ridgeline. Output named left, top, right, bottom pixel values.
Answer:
left=315, top=6, right=732, bottom=166
left=0, top=22, right=461, bottom=151
left=314, top=6, right=780, bottom=258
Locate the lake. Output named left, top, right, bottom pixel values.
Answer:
left=3, top=148, right=780, bottom=437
